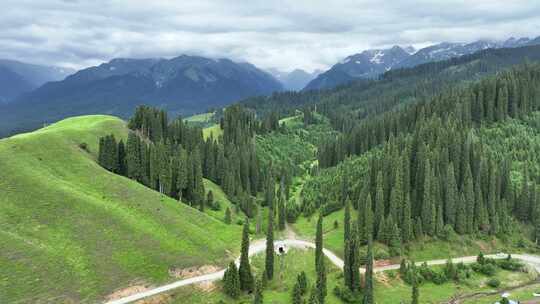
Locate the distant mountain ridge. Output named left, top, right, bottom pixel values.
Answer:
left=0, top=55, right=283, bottom=136
left=268, top=68, right=322, bottom=91
left=305, top=36, right=540, bottom=90
left=0, top=59, right=74, bottom=104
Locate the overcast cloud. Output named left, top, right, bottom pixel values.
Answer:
left=2, top=0, right=540, bottom=72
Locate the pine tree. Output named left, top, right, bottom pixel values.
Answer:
left=265, top=209, right=274, bottom=280
left=224, top=207, right=232, bottom=224
left=315, top=214, right=326, bottom=304
left=351, top=223, right=361, bottom=292
left=239, top=218, right=254, bottom=292
left=364, top=237, right=374, bottom=304
left=297, top=271, right=308, bottom=295
left=343, top=201, right=352, bottom=289
left=117, top=139, right=127, bottom=175
left=374, top=172, right=385, bottom=239
left=389, top=223, right=402, bottom=256
left=308, top=286, right=318, bottom=304
left=444, top=163, right=459, bottom=227
left=292, top=281, right=303, bottom=304
left=206, top=190, right=214, bottom=209
left=389, top=164, right=403, bottom=224
left=463, top=166, right=475, bottom=234
left=252, top=279, right=263, bottom=304
left=402, top=192, right=412, bottom=243
left=422, top=161, right=435, bottom=236
left=265, top=171, right=275, bottom=209
left=278, top=193, right=286, bottom=231
left=411, top=278, right=419, bottom=304
left=223, top=262, right=240, bottom=298
left=518, top=169, right=530, bottom=221
left=126, top=133, right=142, bottom=180
left=192, top=149, right=205, bottom=205
left=344, top=200, right=351, bottom=243
left=364, top=194, right=374, bottom=242
left=414, top=217, right=424, bottom=239
left=343, top=237, right=351, bottom=289
left=456, top=193, right=467, bottom=234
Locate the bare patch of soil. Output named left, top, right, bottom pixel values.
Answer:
left=169, top=265, right=220, bottom=279
left=106, top=284, right=149, bottom=301
left=196, top=281, right=218, bottom=292
left=374, top=259, right=392, bottom=267
left=134, top=294, right=172, bottom=304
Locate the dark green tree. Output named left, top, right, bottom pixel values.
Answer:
left=363, top=237, right=374, bottom=304
left=252, top=279, right=263, bottom=304
left=265, top=209, right=274, bottom=280
left=224, top=207, right=232, bottom=224
left=223, top=262, right=240, bottom=298
left=315, top=214, right=327, bottom=304
left=239, top=218, right=254, bottom=292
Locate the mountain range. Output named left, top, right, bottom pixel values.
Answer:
left=2, top=35, right=540, bottom=137
left=0, top=59, right=74, bottom=104
left=304, top=36, right=540, bottom=90
left=0, top=55, right=282, bottom=136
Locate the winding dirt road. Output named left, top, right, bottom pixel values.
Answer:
left=104, top=239, right=540, bottom=304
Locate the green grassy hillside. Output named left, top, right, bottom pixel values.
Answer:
left=0, top=115, right=240, bottom=303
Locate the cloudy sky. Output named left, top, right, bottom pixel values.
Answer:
left=2, top=0, right=540, bottom=72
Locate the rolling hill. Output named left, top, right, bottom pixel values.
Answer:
left=0, top=115, right=240, bottom=303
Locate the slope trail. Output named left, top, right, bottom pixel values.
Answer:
left=105, top=238, right=540, bottom=304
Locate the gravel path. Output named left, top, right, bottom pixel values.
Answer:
left=104, top=239, right=539, bottom=304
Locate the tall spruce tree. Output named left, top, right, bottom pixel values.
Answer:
left=223, top=262, right=241, bottom=298
left=252, top=279, right=263, bottom=304
left=265, top=209, right=274, bottom=280
left=421, top=161, right=435, bottom=236
left=374, top=172, right=385, bottom=239
left=364, top=237, right=374, bottom=304
left=315, top=214, right=326, bottom=304
left=343, top=201, right=352, bottom=289
left=278, top=193, right=286, bottom=231
left=402, top=192, right=412, bottom=243
left=239, top=218, right=254, bottom=292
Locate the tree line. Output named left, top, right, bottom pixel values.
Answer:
left=305, top=64, right=540, bottom=246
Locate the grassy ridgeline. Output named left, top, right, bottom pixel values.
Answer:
left=0, top=115, right=240, bottom=303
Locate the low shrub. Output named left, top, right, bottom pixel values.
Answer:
left=472, top=263, right=497, bottom=276
left=487, top=278, right=501, bottom=288
left=333, top=285, right=362, bottom=303
left=497, top=259, right=523, bottom=271
left=374, top=248, right=390, bottom=260
left=78, top=142, right=89, bottom=151
left=431, top=271, right=448, bottom=285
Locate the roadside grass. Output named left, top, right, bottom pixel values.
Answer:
left=158, top=248, right=536, bottom=304
left=0, top=115, right=241, bottom=303
left=292, top=209, right=537, bottom=263
left=167, top=249, right=344, bottom=304
left=375, top=264, right=536, bottom=304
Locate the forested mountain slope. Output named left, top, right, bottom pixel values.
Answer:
left=300, top=64, right=540, bottom=255
left=0, top=115, right=240, bottom=303
left=0, top=55, right=282, bottom=137
left=241, top=44, right=540, bottom=130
